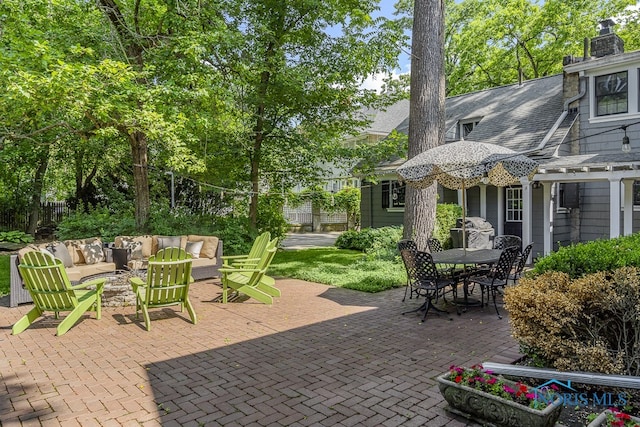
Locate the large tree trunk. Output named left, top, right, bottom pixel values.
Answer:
left=98, top=0, right=151, bottom=232
left=249, top=64, right=272, bottom=230
left=403, top=0, right=446, bottom=250
left=130, top=131, right=150, bottom=231
left=27, top=152, right=49, bottom=235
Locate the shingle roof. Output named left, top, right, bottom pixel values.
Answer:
left=393, top=74, right=564, bottom=152
left=358, top=99, right=410, bottom=136
left=366, top=75, right=565, bottom=174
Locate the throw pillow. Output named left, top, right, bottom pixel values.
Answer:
left=65, top=240, right=86, bottom=264
left=157, top=236, right=182, bottom=250
left=80, top=242, right=105, bottom=265
left=121, top=238, right=143, bottom=260
left=185, top=240, right=204, bottom=259
left=47, top=241, right=74, bottom=268
left=187, top=235, right=219, bottom=259
left=134, top=235, right=153, bottom=258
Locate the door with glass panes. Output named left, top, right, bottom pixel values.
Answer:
left=503, top=187, right=523, bottom=238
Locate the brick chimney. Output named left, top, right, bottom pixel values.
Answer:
left=590, top=19, right=624, bottom=57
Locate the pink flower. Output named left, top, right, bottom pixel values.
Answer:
left=503, top=385, right=515, bottom=394
left=487, top=377, right=497, bottom=385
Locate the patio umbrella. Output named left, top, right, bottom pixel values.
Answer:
left=396, top=140, right=538, bottom=250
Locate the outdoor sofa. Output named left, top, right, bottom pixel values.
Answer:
left=10, top=234, right=223, bottom=307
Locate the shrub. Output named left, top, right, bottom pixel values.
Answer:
left=56, top=207, right=137, bottom=241
left=531, top=233, right=640, bottom=279
left=434, top=203, right=463, bottom=249
left=211, top=217, right=255, bottom=255
left=335, top=226, right=403, bottom=260
left=504, top=267, right=640, bottom=375
left=257, top=193, right=288, bottom=242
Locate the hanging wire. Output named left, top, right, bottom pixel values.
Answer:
left=130, top=120, right=640, bottom=194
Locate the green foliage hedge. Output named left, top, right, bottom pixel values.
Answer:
left=530, top=233, right=640, bottom=279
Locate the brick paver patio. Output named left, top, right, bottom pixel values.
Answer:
left=0, top=278, right=521, bottom=426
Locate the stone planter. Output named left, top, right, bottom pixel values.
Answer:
left=586, top=409, right=640, bottom=426
left=437, top=372, right=563, bottom=427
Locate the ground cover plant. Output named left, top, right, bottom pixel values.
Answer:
left=0, top=254, right=9, bottom=296
left=269, top=247, right=406, bottom=293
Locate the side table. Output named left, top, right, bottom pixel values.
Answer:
left=112, top=248, right=130, bottom=270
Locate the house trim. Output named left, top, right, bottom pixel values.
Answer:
left=534, top=154, right=640, bottom=254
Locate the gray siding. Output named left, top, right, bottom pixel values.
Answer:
left=360, top=181, right=404, bottom=228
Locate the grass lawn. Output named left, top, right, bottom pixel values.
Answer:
left=270, top=247, right=406, bottom=293
left=0, top=254, right=10, bottom=296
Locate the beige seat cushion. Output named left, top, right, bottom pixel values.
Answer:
left=191, top=257, right=216, bottom=268
left=66, top=262, right=116, bottom=282
left=187, top=235, right=219, bottom=259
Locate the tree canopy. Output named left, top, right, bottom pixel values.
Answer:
left=0, top=0, right=407, bottom=232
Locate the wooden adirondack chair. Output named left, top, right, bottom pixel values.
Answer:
left=221, top=231, right=271, bottom=268
left=130, top=247, right=196, bottom=331
left=13, top=251, right=105, bottom=336
left=220, top=239, right=279, bottom=304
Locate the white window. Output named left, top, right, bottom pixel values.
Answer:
left=595, top=71, right=628, bottom=116
left=506, top=187, right=522, bottom=222
left=587, top=66, right=640, bottom=122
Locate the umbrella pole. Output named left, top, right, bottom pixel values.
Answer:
left=462, top=183, right=466, bottom=254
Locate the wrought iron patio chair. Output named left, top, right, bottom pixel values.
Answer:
left=398, top=239, right=418, bottom=301
left=493, top=235, right=522, bottom=251
left=427, top=237, right=466, bottom=279
left=508, top=242, right=534, bottom=286
left=400, top=250, right=458, bottom=322
left=466, top=246, right=520, bottom=319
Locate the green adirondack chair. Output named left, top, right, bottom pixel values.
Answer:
left=130, top=247, right=196, bottom=331
left=221, top=231, right=271, bottom=268
left=220, top=238, right=279, bottom=304
left=13, top=251, right=105, bottom=336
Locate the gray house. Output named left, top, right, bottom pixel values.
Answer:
left=361, top=24, right=640, bottom=259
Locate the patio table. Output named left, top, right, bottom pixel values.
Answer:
left=432, top=248, right=503, bottom=311
left=431, top=248, right=502, bottom=266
